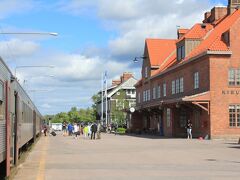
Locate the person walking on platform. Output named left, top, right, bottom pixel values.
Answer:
left=91, top=123, right=98, bottom=140
left=186, top=120, right=193, bottom=139
left=68, top=123, right=73, bottom=136
left=73, top=123, right=80, bottom=139
left=62, top=122, right=67, bottom=136
left=43, top=124, right=48, bottom=136
left=83, top=125, right=88, bottom=139
left=87, top=123, right=92, bottom=137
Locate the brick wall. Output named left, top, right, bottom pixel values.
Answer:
left=137, top=56, right=210, bottom=109
left=209, top=18, right=240, bottom=138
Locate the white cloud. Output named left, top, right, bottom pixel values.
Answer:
left=0, top=0, right=36, bottom=19
left=56, top=0, right=96, bottom=16
left=0, top=38, right=39, bottom=60
left=41, top=103, right=52, bottom=109
left=3, top=0, right=222, bottom=115
left=58, top=0, right=212, bottom=59
left=98, top=0, right=139, bottom=20
left=46, top=53, right=131, bottom=82
left=11, top=49, right=135, bottom=114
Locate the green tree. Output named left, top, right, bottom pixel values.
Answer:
left=91, top=93, right=101, bottom=119
left=51, top=112, right=69, bottom=123
left=68, top=107, right=81, bottom=123
left=44, top=106, right=97, bottom=124
left=111, top=90, right=129, bottom=127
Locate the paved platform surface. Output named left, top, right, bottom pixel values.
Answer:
left=13, top=133, right=240, bottom=180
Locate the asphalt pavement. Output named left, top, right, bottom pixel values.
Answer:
left=13, top=133, right=240, bottom=180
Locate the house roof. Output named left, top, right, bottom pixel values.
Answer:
left=142, top=9, right=240, bottom=82
left=151, top=50, right=177, bottom=77
left=107, top=77, right=138, bottom=98
left=178, top=28, right=189, bottom=34
left=182, top=91, right=210, bottom=102
left=177, top=23, right=214, bottom=43
left=185, top=9, right=240, bottom=60
left=146, top=39, right=177, bottom=66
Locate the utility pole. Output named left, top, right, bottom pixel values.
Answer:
left=104, top=71, right=108, bottom=126
left=101, top=73, right=104, bottom=125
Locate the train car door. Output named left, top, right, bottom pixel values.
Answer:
left=12, top=91, right=19, bottom=165
left=10, top=90, right=18, bottom=166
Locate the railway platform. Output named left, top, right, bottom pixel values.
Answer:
left=13, top=133, right=240, bottom=180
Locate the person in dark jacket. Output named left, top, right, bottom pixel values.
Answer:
left=91, top=123, right=98, bottom=140
left=43, top=125, right=48, bottom=136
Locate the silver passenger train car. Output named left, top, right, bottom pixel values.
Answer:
left=0, top=57, right=43, bottom=178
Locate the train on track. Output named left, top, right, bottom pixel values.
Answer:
left=0, top=57, right=43, bottom=178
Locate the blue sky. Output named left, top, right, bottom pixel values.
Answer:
left=0, top=0, right=227, bottom=115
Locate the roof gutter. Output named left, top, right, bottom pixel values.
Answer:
left=206, top=50, right=232, bottom=55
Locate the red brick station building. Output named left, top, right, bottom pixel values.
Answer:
left=131, top=1, right=240, bottom=139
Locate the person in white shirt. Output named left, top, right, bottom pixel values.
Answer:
left=73, top=123, right=79, bottom=139
left=87, top=123, right=92, bottom=137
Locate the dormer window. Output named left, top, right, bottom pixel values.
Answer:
left=177, top=45, right=185, bottom=61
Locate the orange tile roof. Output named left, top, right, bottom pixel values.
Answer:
left=151, top=51, right=177, bottom=77
left=178, top=28, right=189, bottom=34
left=145, top=9, right=240, bottom=80
left=186, top=9, right=240, bottom=60
left=146, top=39, right=177, bottom=66
left=177, top=23, right=214, bottom=43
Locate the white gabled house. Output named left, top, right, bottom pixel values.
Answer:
left=96, top=72, right=137, bottom=126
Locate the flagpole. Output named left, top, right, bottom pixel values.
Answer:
left=105, top=71, right=108, bottom=126
left=101, top=73, right=104, bottom=125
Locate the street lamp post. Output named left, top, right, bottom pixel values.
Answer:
left=133, top=56, right=147, bottom=63
left=0, top=32, right=58, bottom=36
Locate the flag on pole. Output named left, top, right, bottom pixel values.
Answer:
left=103, top=71, right=107, bottom=84
left=104, top=70, right=108, bottom=125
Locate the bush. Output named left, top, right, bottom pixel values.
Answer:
left=116, top=127, right=126, bottom=134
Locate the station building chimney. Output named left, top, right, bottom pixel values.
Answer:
left=228, top=0, right=240, bottom=14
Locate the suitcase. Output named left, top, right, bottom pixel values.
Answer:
left=51, top=131, right=57, bottom=136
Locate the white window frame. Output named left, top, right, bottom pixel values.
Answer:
left=148, top=89, right=151, bottom=101
left=228, top=69, right=240, bottom=86
left=166, top=108, right=171, bottom=127
left=180, top=77, right=184, bottom=93
left=144, top=91, right=146, bottom=102
left=194, top=72, right=199, bottom=89
left=172, top=80, right=175, bottom=95
left=0, top=82, right=3, bottom=102
left=157, top=85, right=161, bottom=98
left=176, top=79, right=180, bottom=94
left=143, top=91, right=145, bottom=102
left=152, top=87, right=156, bottom=99
left=163, top=83, right=166, bottom=97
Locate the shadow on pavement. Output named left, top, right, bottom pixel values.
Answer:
left=123, top=133, right=184, bottom=140
left=228, top=146, right=240, bottom=149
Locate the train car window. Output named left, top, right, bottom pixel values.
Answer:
left=0, top=81, right=3, bottom=102
left=0, top=81, right=4, bottom=120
